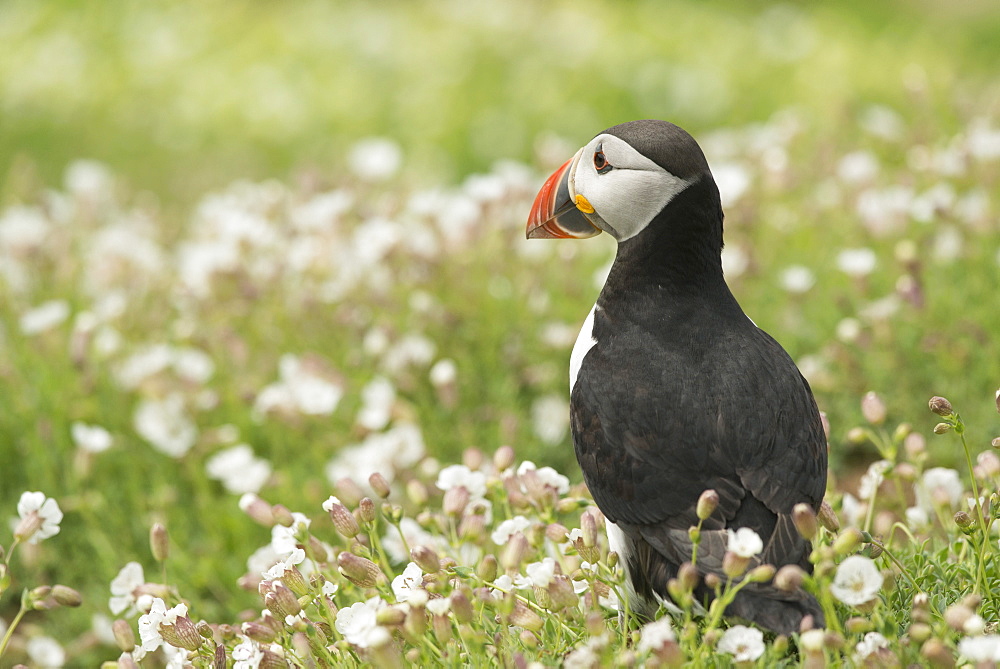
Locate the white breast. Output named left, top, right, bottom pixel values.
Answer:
left=569, top=304, right=599, bottom=392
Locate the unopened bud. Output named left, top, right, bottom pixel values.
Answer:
left=793, top=503, right=818, bottom=540
left=545, top=523, right=569, bottom=543
left=196, top=621, right=214, bottom=639
left=500, top=532, right=529, bottom=571
left=493, top=445, right=515, bottom=471
left=508, top=602, right=544, bottom=632
left=861, top=391, right=887, bottom=425
left=746, top=564, right=775, bottom=583
left=411, top=545, right=441, bottom=574
left=846, top=426, right=868, bottom=445
left=894, top=462, right=918, bottom=481
left=265, top=583, right=302, bottom=619
left=271, top=504, right=294, bottom=527
left=678, top=562, right=699, bottom=591
left=548, top=575, right=578, bottom=611
left=774, top=564, right=806, bottom=592
left=581, top=511, right=598, bottom=548
left=328, top=502, right=360, bottom=538
left=845, top=617, right=872, bottom=634
left=150, top=523, right=169, bottom=562
left=358, top=497, right=377, bottom=524
left=369, top=473, right=391, bottom=499
left=14, top=512, right=43, bottom=543
left=334, top=477, right=365, bottom=507
left=992, top=436, right=1000, bottom=450
left=442, top=486, right=470, bottom=516
left=477, top=554, right=498, bottom=583
left=933, top=422, right=951, bottom=435
left=282, top=566, right=310, bottom=597
left=51, top=585, right=82, bottom=607
left=239, top=494, right=274, bottom=526
left=338, top=552, right=383, bottom=588
left=459, top=512, right=486, bottom=540
left=954, top=511, right=975, bottom=533
left=908, top=621, right=932, bottom=643
left=112, top=619, right=136, bottom=652
left=833, top=527, right=863, bottom=556
left=242, top=621, right=277, bottom=643
left=697, top=489, right=720, bottom=521
left=905, top=432, right=927, bottom=459
left=159, top=615, right=204, bottom=651
left=462, top=448, right=484, bottom=471
left=688, top=526, right=701, bottom=544
left=817, top=500, right=840, bottom=533
left=116, top=654, right=139, bottom=669
left=944, top=603, right=973, bottom=631
left=722, top=551, right=749, bottom=579
left=928, top=396, right=953, bottom=416
left=377, top=606, right=407, bottom=626
left=704, top=573, right=721, bottom=590
left=799, top=628, right=825, bottom=653
left=406, top=480, right=429, bottom=506
left=450, top=591, right=475, bottom=624
left=920, top=638, right=954, bottom=667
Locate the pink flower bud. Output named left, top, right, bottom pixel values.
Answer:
left=493, top=445, right=515, bottom=471
left=328, top=502, right=360, bottom=538
left=861, top=391, right=887, bottom=425
left=368, top=473, right=391, bottom=499
left=337, top=551, right=382, bottom=588
left=112, top=619, right=136, bottom=652
left=150, top=523, right=169, bottom=562
left=696, top=489, right=720, bottom=521
left=358, top=497, right=377, bottom=524
left=928, top=396, right=952, bottom=416
left=159, top=615, right=204, bottom=652
left=793, top=503, right=818, bottom=540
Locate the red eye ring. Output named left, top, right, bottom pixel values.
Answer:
left=593, top=150, right=611, bottom=173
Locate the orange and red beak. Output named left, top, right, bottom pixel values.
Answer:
left=526, top=151, right=602, bottom=240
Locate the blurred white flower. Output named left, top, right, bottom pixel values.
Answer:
left=246, top=544, right=281, bottom=578
left=636, top=616, right=676, bottom=653
left=564, top=635, right=607, bottom=669
left=206, top=444, right=272, bottom=495
left=326, top=422, right=425, bottom=487
left=854, top=631, right=890, bottom=662
left=837, top=150, right=879, bottom=184
left=840, top=492, right=863, bottom=528
left=525, top=557, right=557, bottom=587
left=904, top=506, right=930, bottom=530
left=491, top=516, right=532, bottom=545
left=262, top=548, right=305, bottom=580
left=65, top=159, right=115, bottom=202
left=290, top=189, right=353, bottom=231
left=254, top=354, right=343, bottom=417
left=436, top=464, right=487, bottom=499
left=26, top=635, right=65, bottom=668
left=71, top=421, right=113, bottom=453
left=426, top=597, right=451, bottom=616
left=836, top=247, right=877, bottom=278
left=727, top=527, right=763, bottom=558
left=270, top=512, right=310, bottom=556
left=932, top=226, right=963, bottom=262
left=0, top=205, right=50, bottom=252
left=382, top=517, right=448, bottom=564
left=348, top=137, right=402, bottom=182
left=967, top=118, right=1000, bottom=161
left=858, top=460, right=891, bottom=500
left=516, top=461, right=570, bottom=494
left=134, top=394, right=197, bottom=457
left=137, top=598, right=188, bottom=655
left=860, top=105, right=904, bottom=141
left=15, top=491, right=63, bottom=544
left=914, top=467, right=964, bottom=512
left=429, top=358, right=457, bottom=386
left=531, top=394, right=570, bottom=445
left=20, top=299, right=70, bottom=335
left=958, top=634, right=1000, bottom=662
left=381, top=334, right=436, bottom=375
left=356, top=376, right=395, bottom=431
left=711, top=162, right=751, bottom=208
left=721, top=244, right=750, bottom=279
left=391, top=562, right=424, bottom=603
left=830, top=555, right=883, bottom=606
left=232, top=635, right=265, bottom=669
left=109, top=561, right=146, bottom=616
left=779, top=265, right=815, bottom=294
left=717, top=624, right=765, bottom=662
left=335, top=597, right=388, bottom=647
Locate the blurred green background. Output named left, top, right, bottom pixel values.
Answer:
left=2, top=0, right=1000, bottom=665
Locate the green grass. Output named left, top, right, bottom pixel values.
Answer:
left=1, top=0, right=1000, bottom=666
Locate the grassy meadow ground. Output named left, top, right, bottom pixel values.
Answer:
left=1, top=0, right=1000, bottom=666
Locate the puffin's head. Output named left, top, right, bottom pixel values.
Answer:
left=526, top=120, right=714, bottom=242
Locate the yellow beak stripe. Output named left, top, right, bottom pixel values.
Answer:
left=575, top=195, right=595, bottom=214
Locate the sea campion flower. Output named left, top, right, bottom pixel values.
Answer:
left=206, top=444, right=272, bottom=494
left=636, top=616, right=677, bottom=654
left=830, top=555, right=883, bottom=607
left=133, top=394, right=197, bottom=458
left=19, top=299, right=70, bottom=335
left=914, top=467, right=964, bottom=512
left=335, top=597, right=388, bottom=647
left=717, top=625, right=766, bottom=663
left=858, top=460, right=891, bottom=500
left=516, top=461, right=571, bottom=495
left=525, top=558, right=557, bottom=588
left=854, top=631, right=890, bottom=664
left=232, top=635, right=265, bottom=669
left=137, top=598, right=190, bottom=655
left=71, top=421, right=113, bottom=453
left=491, top=516, right=532, bottom=545
left=727, top=528, right=764, bottom=558
left=15, top=491, right=63, bottom=544
left=109, top=562, right=146, bottom=616
left=958, top=634, right=1000, bottom=662
left=836, top=247, right=877, bottom=278
left=26, top=636, right=66, bottom=668
left=391, top=562, right=425, bottom=603
left=436, top=464, right=487, bottom=500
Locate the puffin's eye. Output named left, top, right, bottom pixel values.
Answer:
left=593, top=150, right=612, bottom=174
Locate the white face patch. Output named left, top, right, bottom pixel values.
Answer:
left=570, top=134, right=692, bottom=242
left=569, top=303, right=598, bottom=392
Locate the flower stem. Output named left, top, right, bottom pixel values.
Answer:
left=0, top=594, right=29, bottom=658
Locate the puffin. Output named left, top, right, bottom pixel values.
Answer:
left=525, top=120, right=828, bottom=634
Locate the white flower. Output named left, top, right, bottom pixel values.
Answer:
left=564, top=635, right=607, bottom=669
left=110, top=562, right=146, bottom=616
left=262, top=548, right=305, bottom=580
left=426, top=597, right=451, bottom=616
left=270, top=512, right=310, bottom=556
left=531, top=394, right=570, bottom=445
left=321, top=496, right=342, bottom=512
left=436, top=464, right=487, bottom=500
left=525, top=558, right=557, bottom=587
left=232, top=636, right=265, bottom=669
left=914, top=467, right=964, bottom=512
left=15, top=491, right=63, bottom=544
left=206, top=444, right=272, bottom=494
left=721, top=244, right=750, bottom=278
left=964, top=614, right=986, bottom=636
left=491, top=516, right=532, bottom=545
left=904, top=506, right=930, bottom=530
left=391, top=562, right=424, bottom=603
left=840, top=492, right=863, bottom=527
left=854, top=631, right=889, bottom=662
left=134, top=394, right=197, bottom=458
left=637, top=617, right=676, bottom=653
left=26, top=635, right=65, bottom=668
left=780, top=265, right=816, bottom=295
left=66, top=159, right=114, bottom=201
left=348, top=137, right=403, bottom=182
left=137, top=598, right=188, bottom=653
left=717, top=625, right=765, bottom=662
left=516, top=461, right=571, bottom=494
left=19, top=300, right=70, bottom=335
left=712, top=162, right=751, bottom=207
left=836, top=247, right=877, bottom=278
left=858, top=460, right=891, bottom=500
left=335, top=597, right=387, bottom=647
left=429, top=359, right=457, bottom=386
left=830, top=555, right=883, bottom=606
left=254, top=354, right=343, bottom=418
left=837, top=150, right=879, bottom=183
left=959, top=635, right=1000, bottom=662
left=356, top=376, right=396, bottom=431
left=727, top=527, right=763, bottom=558
left=326, top=423, right=425, bottom=487
left=71, top=422, right=113, bottom=453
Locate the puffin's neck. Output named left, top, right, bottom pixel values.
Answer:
left=600, top=176, right=734, bottom=306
